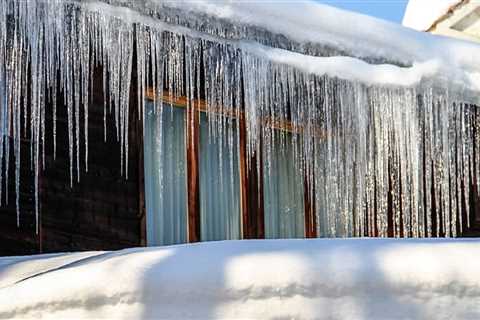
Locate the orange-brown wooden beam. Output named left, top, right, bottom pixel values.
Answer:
left=304, top=175, right=317, bottom=238
left=239, top=114, right=265, bottom=239
left=187, top=105, right=201, bottom=243
left=239, top=115, right=249, bottom=238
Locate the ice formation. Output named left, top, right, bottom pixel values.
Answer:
left=0, top=0, right=480, bottom=237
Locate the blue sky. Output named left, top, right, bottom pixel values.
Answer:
left=317, top=0, right=409, bottom=24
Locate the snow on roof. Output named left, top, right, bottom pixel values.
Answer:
left=1, top=239, right=480, bottom=319
left=402, top=0, right=463, bottom=31
left=87, top=0, right=480, bottom=93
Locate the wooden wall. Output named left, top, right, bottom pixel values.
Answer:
left=0, top=138, right=38, bottom=256
left=0, top=70, right=145, bottom=256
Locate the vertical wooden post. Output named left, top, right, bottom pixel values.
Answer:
left=239, top=115, right=265, bottom=239
left=239, top=114, right=249, bottom=238
left=255, top=150, right=265, bottom=239
left=304, top=175, right=317, bottom=238
left=137, top=115, right=147, bottom=247
left=38, top=156, right=44, bottom=253
left=187, top=106, right=201, bottom=242
left=129, top=60, right=147, bottom=247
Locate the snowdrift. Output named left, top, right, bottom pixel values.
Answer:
left=0, top=239, right=479, bottom=319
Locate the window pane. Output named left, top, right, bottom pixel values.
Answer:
left=199, top=114, right=241, bottom=241
left=144, top=102, right=187, bottom=246
left=263, top=133, right=305, bottom=238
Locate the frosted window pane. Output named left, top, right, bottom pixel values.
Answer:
left=199, top=114, right=241, bottom=241
left=263, top=134, right=305, bottom=239
left=144, top=102, right=187, bottom=246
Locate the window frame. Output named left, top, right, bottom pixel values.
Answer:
left=144, top=88, right=317, bottom=243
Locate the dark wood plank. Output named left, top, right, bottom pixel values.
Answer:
left=137, top=118, right=146, bottom=247
left=0, top=137, right=38, bottom=256
left=304, top=175, right=317, bottom=238
left=250, top=149, right=265, bottom=239
left=239, top=114, right=249, bottom=239
left=38, top=155, right=43, bottom=253
left=38, top=67, right=143, bottom=253
left=239, top=114, right=264, bottom=239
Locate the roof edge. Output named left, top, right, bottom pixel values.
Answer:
left=426, top=0, right=470, bottom=32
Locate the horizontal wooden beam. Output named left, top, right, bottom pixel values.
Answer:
left=144, top=88, right=327, bottom=138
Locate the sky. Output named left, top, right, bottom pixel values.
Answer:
left=317, top=0, right=409, bottom=24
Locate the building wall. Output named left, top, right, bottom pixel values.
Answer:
left=429, top=2, right=480, bottom=43
left=0, top=70, right=145, bottom=256
left=0, top=138, right=37, bottom=256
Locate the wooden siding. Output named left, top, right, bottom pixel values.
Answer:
left=0, top=138, right=38, bottom=256
left=0, top=69, right=145, bottom=255
left=39, top=71, right=143, bottom=253
left=2, top=75, right=480, bottom=257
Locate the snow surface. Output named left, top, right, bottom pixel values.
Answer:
left=85, top=0, right=480, bottom=92
left=403, top=0, right=462, bottom=31
left=1, top=239, right=480, bottom=319
left=0, top=252, right=104, bottom=289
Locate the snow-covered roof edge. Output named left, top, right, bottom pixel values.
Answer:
left=86, top=0, right=480, bottom=94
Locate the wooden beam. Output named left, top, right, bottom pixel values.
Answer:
left=187, top=105, right=201, bottom=242
left=137, top=114, right=147, bottom=247
left=145, top=88, right=327, bottom=138
left=239, top=114, right=265, bottom=239
left=38, top=158, right=44, bottom=253
left=239, top=114, right=249, bottom=239
left=304, top=175, right=317, bottom=238
left=252, top=148, right=265, bottom=239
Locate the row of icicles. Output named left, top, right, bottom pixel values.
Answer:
left=0, top=0, right=478, bottom=237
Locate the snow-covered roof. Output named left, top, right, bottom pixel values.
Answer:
left=87, top=0, right=480, bottom=92
left=403, top=0, right=464, bottom=31
left=1, top=239, right=480, bottom=319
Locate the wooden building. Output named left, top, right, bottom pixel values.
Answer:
left=1, top=70, right=479, bottom=256
left=1, top=0, right=480, bottom=256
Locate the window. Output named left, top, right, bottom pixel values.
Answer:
left=144, top=102, right=188, bottom=246
left=143, top=93, right=311, bottom=244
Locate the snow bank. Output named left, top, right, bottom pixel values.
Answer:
left=1, top=239, right=480, bottom=319
left=403, top=0, right=462, bottom=31
left=0, top=252, right=104, bottom=289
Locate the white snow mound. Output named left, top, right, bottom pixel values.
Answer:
left=0, top=239, right=480, bottom=319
